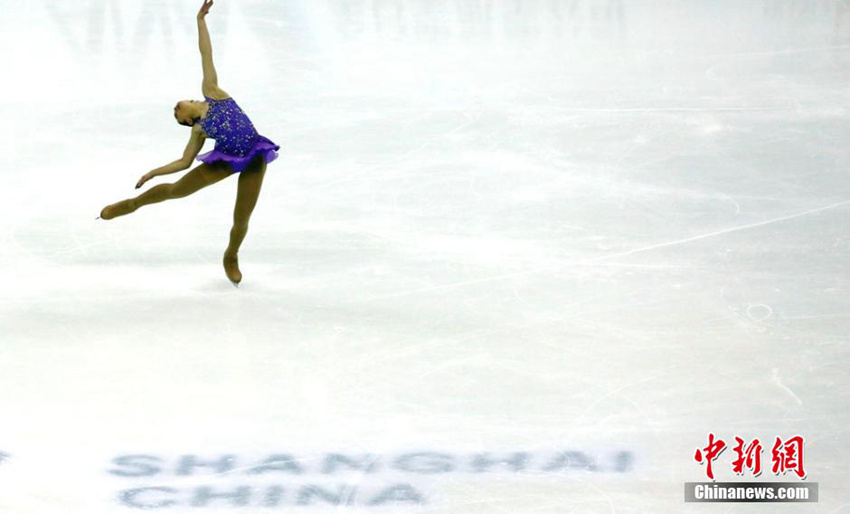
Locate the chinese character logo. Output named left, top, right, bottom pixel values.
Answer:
left=694, top=433, right=727, bottom=480
left=694, top=434, right=806, bottom=481
left=771, top=435, right=806, bottom=479
left=732, top=437, right=763, bottom=477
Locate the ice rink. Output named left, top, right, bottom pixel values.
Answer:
left=1, top=0, right=849, bottom=511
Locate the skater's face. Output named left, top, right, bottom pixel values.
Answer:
left=174, top=100, right=197, bottom=127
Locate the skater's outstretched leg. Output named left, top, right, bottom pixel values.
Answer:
left=223, top=156, right=267, bottom=285
left=100, top=161, right=233, bottom=219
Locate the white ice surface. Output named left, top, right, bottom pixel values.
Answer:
left=1, top=0, right=849, bottom=512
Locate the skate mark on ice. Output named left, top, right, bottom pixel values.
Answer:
left=354, top=198, right=850, bottom=302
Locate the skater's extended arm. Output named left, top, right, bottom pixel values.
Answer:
left=197, top=1, right=225, bottom=98
left=136, top=125, right=206, bottom=188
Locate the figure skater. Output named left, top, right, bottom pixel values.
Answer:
left=99, top=0, right=280, bottom=287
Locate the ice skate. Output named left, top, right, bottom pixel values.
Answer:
left=99, top=199, right=136, bottom=220
left=223, top=252, right=242, bottom=287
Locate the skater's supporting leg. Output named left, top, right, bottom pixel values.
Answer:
left=226, top=157, right=267, bottom=257
left=223, top=156, right=267, bottom=284
left=101, top=161, right=233, bottom=219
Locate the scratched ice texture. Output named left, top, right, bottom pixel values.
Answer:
left=0, top=0, right=849, bottom=512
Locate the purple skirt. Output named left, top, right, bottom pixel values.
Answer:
left=196, top=135, right=280, bottom=173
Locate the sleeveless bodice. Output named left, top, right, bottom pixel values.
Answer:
left=199, top=96, right=260, bottom=157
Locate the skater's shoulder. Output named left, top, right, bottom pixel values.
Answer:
left=191, top=122, right=207, bottom=138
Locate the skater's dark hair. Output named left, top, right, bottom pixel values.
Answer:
left=178, top=116, right=200, bottom=127
left=174, top=100, right=202, bottom=127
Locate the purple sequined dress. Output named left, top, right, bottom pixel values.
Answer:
left=196, top=95, right=280, bottom=173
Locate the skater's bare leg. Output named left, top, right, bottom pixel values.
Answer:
left=223, top=156, right=267, bottom=284
left=100, top=162, right=233, bottom=219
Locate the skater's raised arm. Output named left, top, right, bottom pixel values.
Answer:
left=197, top=0, right=224, bottom=98
left=136, top=125, right=206, bottom=188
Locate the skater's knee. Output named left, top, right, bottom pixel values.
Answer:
left=165, top=183, right=188, bottom=199
left=231, top=218, right=250, bottom=231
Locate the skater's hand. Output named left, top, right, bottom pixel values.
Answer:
left=135, top=172, right=153, bottom=189
left=197, top=0, right=213, bottom=20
